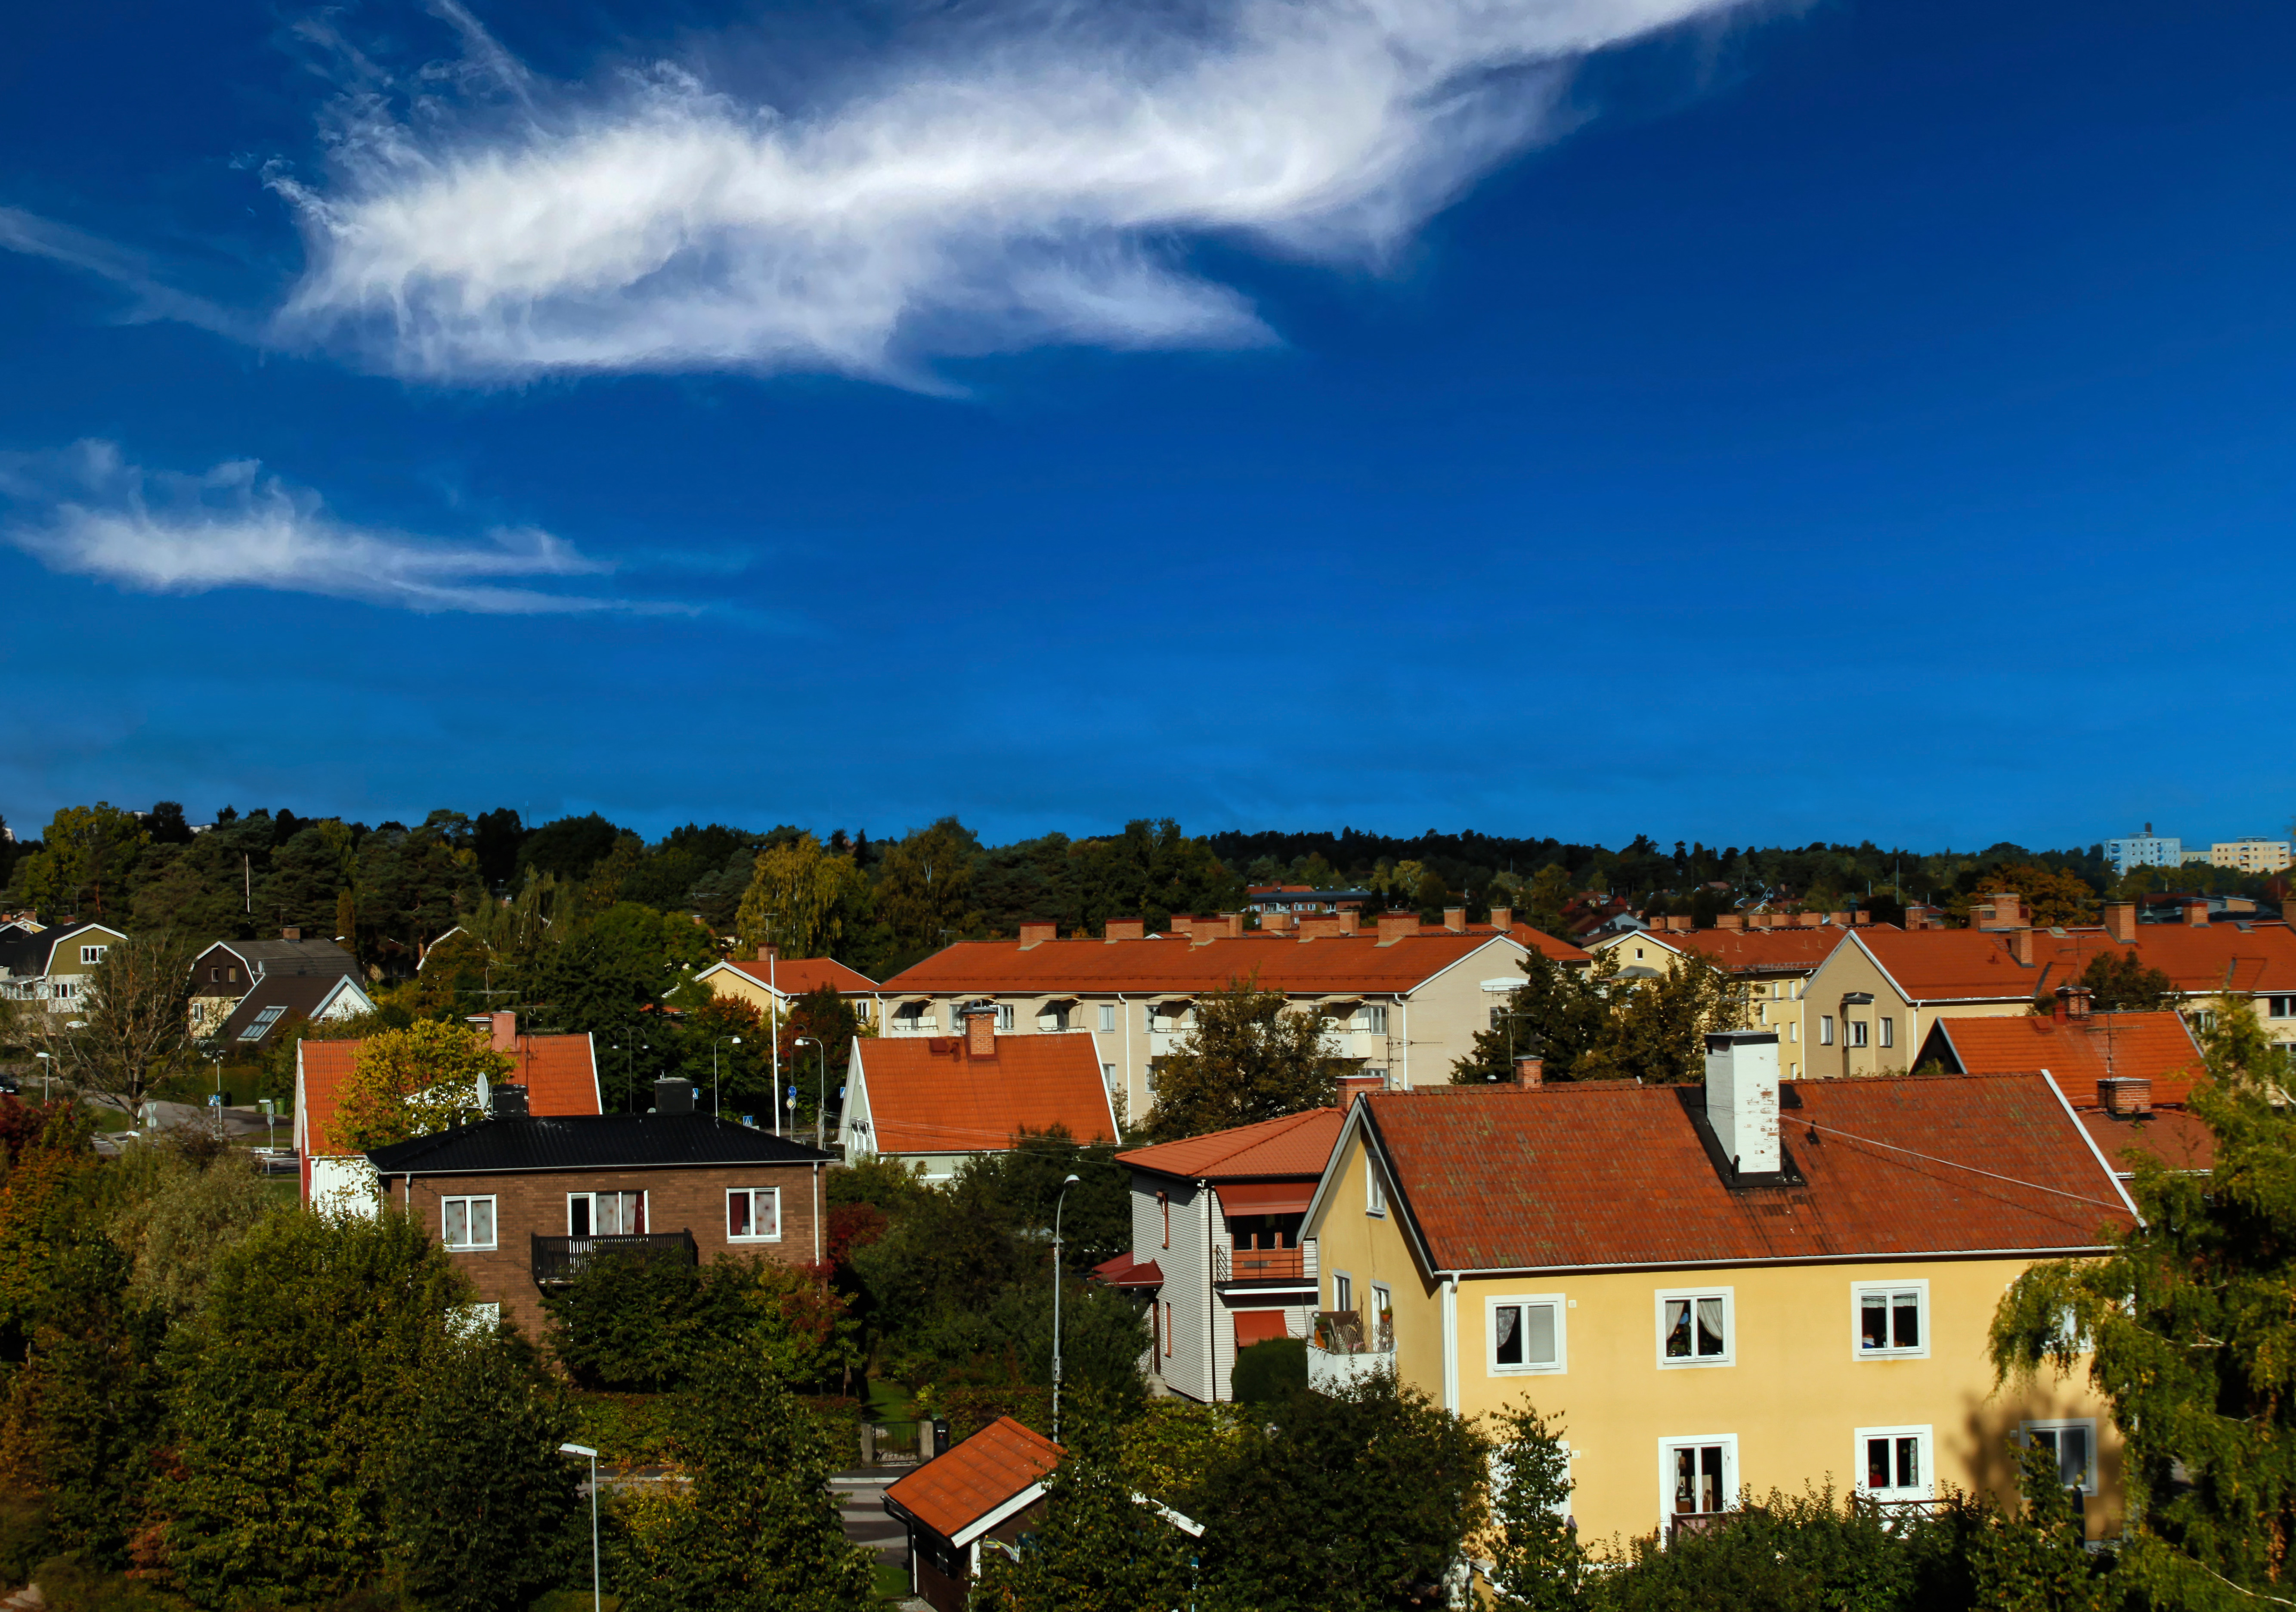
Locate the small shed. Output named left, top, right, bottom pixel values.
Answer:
left=881, top=1416, right=1062, bottom=1612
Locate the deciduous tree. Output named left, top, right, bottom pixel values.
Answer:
left=1139, top=979, right=1354, bottom=1142
left=331, top=1020, right=511, bottom=1152
left=735, top=833, right=869, bottom=961
left=34, top=932, right=199, bottom=1118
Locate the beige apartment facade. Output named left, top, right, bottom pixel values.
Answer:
left=2211, top=838, right=2292, bottom=874
left=1590, top=919, right=1863, bottom=1081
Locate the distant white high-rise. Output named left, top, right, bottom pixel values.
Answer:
left=2105, top=824, right=2182, bottom=877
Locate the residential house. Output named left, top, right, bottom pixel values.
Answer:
left=189, top=930, right=360, bottom=1037
left=1301, top=1038, right=2134, bottom=1544
left=369, top=1086, right=836, bottom=1339
left=296, top=1011, right=601, bottom=1206
left=1246, top=886, right=1373, bottom=914
left=0, top=920, right=128, bottom=1013
left=1802, top=894, right=2296, bottom=1077
left=696, top=947, right=882, bottom=1027
left=882, top=1416, right=1062, bottom=1612
left=874, top=909, right=1575, bottom=1123
left=214, top=969, right=377, bottom=1054
left=1100, top=1105, right=1344, bottom=1403
left=1589, top=917, right=1871, bottom=1079
left=839, top=1007, right=1119, bottom=1182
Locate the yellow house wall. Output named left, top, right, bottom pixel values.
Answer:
left=1307, top=1129, right=2122, bottom=1546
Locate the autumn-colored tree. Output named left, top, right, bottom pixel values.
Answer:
left=1952, top=864, right=2099, bottom=928
left=1139, top=978, right=1355, bottom=1142
left=330, top=1021, right=511, bottom=1153
left=735, top=832, right=869, bottom=961
left=34, top=931, right=200, bottom=1117
left=873, top=818, right=979, bottom=959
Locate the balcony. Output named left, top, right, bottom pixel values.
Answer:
left=1306, top=1309, right=1393, bottom=1394
left=531, top=1230, right=697, bottom=1284
left=1214, top=1242, right=1316, bottom=1286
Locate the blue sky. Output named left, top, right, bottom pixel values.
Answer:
left=0, top=0, right=2287, bottom=849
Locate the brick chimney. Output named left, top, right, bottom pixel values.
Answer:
left=1298, top=914, right=1343, bottom=939
left=1669, top=914, right=1694, bottom=933
left=281, top=926, right=302, bottom=942
left=490, top=1011, right=517, bottom=1052
left=1976, top=891, right=2027, bottom=930
left=1854, top=910, right=1872, bottom=926
left=1336, top=1073, right=1384, bottom=1109
left=2056, top=984, right=2092, bottom=1020
left=2007, top=927, right=2034, bottom=967
left=1376, top=912, right=1418, bottom=946
left=1262, top=910, right=1295, bottom=934
left=960, top=1002, right=997, bottom=1057
left=2103, top=903, right=2135, bottom=943
left=1514, top=1055, right=1545, bottom=1089
left=1104, top=918, right=1145, bottom=942
left=1220, top=911, right=1244, bottom=938
left=1443, top=906, right=1467, bottom=933
left=756, top=942, right=777, bottom=963
left=1796, top=912, right=1822, bottom=929
left=1335, top=909, right=1361, bottom=936
left=1826, top=911, right=1850, bottom=928
left=1717, top=914, right=1745, bottom=932
left=2098, top=1076, right=2151, bottom=1116
left=1488, top=906, right=1513, bottom=930
left=2185, top=900, right=2210, bottom=928
left=1018, top=921, right=1057, bottom=949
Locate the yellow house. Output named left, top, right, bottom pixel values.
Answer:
left=1588, top=921, right=1860, bottom=1080
left=1300, top=1034, right=2134, bottom=1546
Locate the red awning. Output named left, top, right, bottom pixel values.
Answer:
left=1215, top=1180, right=1317, bottom=1216
left=1092, top=1253, right=1164, bottom=1289
left=1234, top=1311, right=1292, bottom=1347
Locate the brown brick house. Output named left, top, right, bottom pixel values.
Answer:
left=369, top=1100, right=837, bottom=1340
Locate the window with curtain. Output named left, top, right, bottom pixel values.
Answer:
left=1489, top=1295, right=1566, bottom=1374
left=1659, top=1290, right=1733, bottom=1366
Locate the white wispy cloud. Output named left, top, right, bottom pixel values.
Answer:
left=0, top=440, right=662, bottom=614
left=266, top=0, right=1748, bottom=383
left=0, top=208, right=250, bottom=339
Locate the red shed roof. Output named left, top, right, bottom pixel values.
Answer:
left=1117, top=1107, right=1343, bottom=1181
left=851, top=1032, right=1116, bottom=1155
left=709, top=956, right=880, bottom=996
left=884, top=1417, right=1061, bottom=1543
left=1927, top=1012, right=2203, bottom=1105
left=1344, top=1073, right=2132, bottom=1274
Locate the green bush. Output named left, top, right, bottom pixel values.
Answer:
left=1231, top=1337, right=1306, bottom=1405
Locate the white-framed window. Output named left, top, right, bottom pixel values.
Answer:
left=1371, top=1283, right=1394, bottom=1350
left=2271, top=995, right=2296, bottom=1020
left=1102, top=1062, right=1117, bottom=1085
left=442, top=1196, right=497, bottom=1252
left=1659, top=1435, right=1738, bottom=1522
left=1856, top=1425, right=1934, bottom=1502
left=1365, top=1158, right=1388, bottom=1217
left=1358, top=1004, right=1389, bottom=1034
left=1819, top=1015, right=1835, bottom=1045
left=239, top=1004, right=289, bottom=1041
left=1657, top=1288, right=1734, bottom=1367
left=1878, top=1016, right=1894, bottom=1048
left=996, top=1003, right=1015, bottom=1031
left=1850, top=1019, right=1869, bottom=1048
left=568, top=1190, right=646, bottom=1237
left=1790, top=1022, right=1799, bottom=1043
left=1854, top=1281, right=1928, bottom=1358
left=51, top=982, right=72, bottom=1000
left=1488, top=1294, right=1568, bottom=1375
left=727, top=1187, right=782, bottom=1242
left=2023, top=1420, right=2098, bottom=1495
left=80, top=945, right=106, bottom=965
left=1098, top=1003, right=1116, bottom=1033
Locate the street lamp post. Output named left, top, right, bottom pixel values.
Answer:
left=32, top=1051, right=50, bottom=1104
left=557, top=1442, right=600, bottom=1612
left=793, top=1035, right=830, bottom=1149
left=711, top=1035, right=743, bottom=1120
left=1052, top=1172, right=1081, bottom=1443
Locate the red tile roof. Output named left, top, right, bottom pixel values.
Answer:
left=851, top=1032, right=1117, bottom=1154
left=1117, top=1107, right=1343, bottom=1181
left=1663, top=927, right=1858, bottom=972
left=1928, top=1013, right=2203, bottom=1105
left=1352, top=1073, right=2132, bottom=1274
left=884, top=1417, right=1061, bottom=1542
left=2080, top=1107, right=2216, bottom=1175
left=711, top=957, right=880, bottom=995
left=1092, top=1252, right=1164, bottom=1287
left=879, top=932, right=1526, bottom=995
left=1506, top=924, right=1593, bottom=964
left=296, top=1033, right=601, bottom=1160
left=1855, top=923, right=2296, bottom=1003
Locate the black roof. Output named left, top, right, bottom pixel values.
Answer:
left=366, top=1113, right=838, bottom=1175
left=214, top=970, right=362, bottom=1049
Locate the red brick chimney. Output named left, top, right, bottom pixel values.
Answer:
left=1298, top=914, right=1343, bottom=939
left=490, top=1011, right=517, bottom=1052
left=1263, top=910, right=1295, bottom=934
left=1335, top=910, right=1361, bottom=936
left=1336, top=1073, right=1384, bottom=1109
left=2103, top=903, right=2136, bottom=943
left=1018, top=921, right=1056, bottom=949
left=756, top=942, right=777, bottom=963
left=1854, top=910, right=1872, bottom=926
left=1103, top=918, right=1145, bottom=942
left=2007, top=928, right=2034, bottom=967
left=1796, top=912, right=1822, bottom=929
left=1376, top=912, right=1418, bottom=946
left=1443, top=906, right=1467, bottom=933
left=281, top=926, right=302, bottom=942
left=1514, top=1055, right=1545, bottom=1089
left=1488, top=906, right=1513, bottom=930
left=1718, top=914, right=1745, bottom=932
left=1826, top=911, right=1850, bottom=928
left=2098, top=1076, right=2151, bottom=1116
left=2185, top=900, right=2210, bottom=928
left=961, top=1003, right=997, bottom=1057
left=1669, top=914, right=1694, bottom=933
left=2056, top=984, right=2092, bottom=1019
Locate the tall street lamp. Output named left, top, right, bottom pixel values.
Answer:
left=1052, top=1172, right=1081, bottom=1442
left=793, top=1035, right=830, bottom=1149
left=557, top=1442, right=600, bottom=1612
left=711, top=1035, right=742, bottom=1120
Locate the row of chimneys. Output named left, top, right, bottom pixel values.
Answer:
left=1659, top=911, right=1873, bottom=933
left=1014, top=907, right=1510, bottom=949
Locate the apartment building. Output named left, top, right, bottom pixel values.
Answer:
left=1589, top=915, right=1866, bottom=1080
left=2104, top=825, right=2182, bottom=877
left=874, top=910, right=1564, bottom=1123
left=1300, top=1039, right=2132, bottom=1545
left=2210, top=838, right=2292, bottom=874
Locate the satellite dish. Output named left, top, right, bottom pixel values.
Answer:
left=475, top=1071, right=491, bottom=1113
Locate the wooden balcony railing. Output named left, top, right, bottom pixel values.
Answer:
left=531, top=1230, right=697, bottom=1284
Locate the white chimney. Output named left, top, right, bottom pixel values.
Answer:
left=1705, top=1030, right=1782, bottom=1175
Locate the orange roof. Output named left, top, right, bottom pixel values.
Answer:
left=1665, top=927, right=1858, bottom=972
left=2081, top=1107, right=2216, bottom=1175
left=296, top=1033, right=600, bottom=1160
left=1857, top=923, right=2296, bottom=1003
left=884, top=1417, right=1061, bottom=1543
left=851, top=1032, right=1117, bottom=1155
left=1117, top=1107, right=1343, bottom=1180
left=1927, top=1013, right=2203, bottom=1104
left=880, top=931, right=1521, bottom=996
left=712, top=957, right=880, bottom=995
left=1349, top=1073, right=2131, bottom=1272
left=1505, top=924, right=1592, bottom=964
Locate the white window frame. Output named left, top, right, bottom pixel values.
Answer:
left=2022, top=1419, right=2099, bottom=1495
left=1852, top=1279, right=1930, bottom=1360
left=727, top=1186, right=783, bottom=1243
left=567, top=1189, right=649, bottom=1237
left=80, top=945, right=106, bottom=965
left=1655, top=1286, right=1736, bottom=1369
left=1819, top=1015, right=1835, bottom=1045
left=1878, top=1016, right=1894, bottom=1048
left=1657, top=1434, right=1739, bottom=1526
left=442, top=1195, right=497, bottom=1252
left=1486, top=1293, right=1569, bottom=1376
left=1854, top=1424, right=1935, bottom=1502
left=1370, top=1283, right=1395, bottom=1350
left=996, top=1002, right=1015, bottom=1031
left=1098, top=1003, right=1116, bottom=1033
left=1332, top=1271, right=1353, bottom=1314
left=1850, top=1018, right=1869, bottom=1048
left=1365, top=1156, right=1388, bottom=1217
